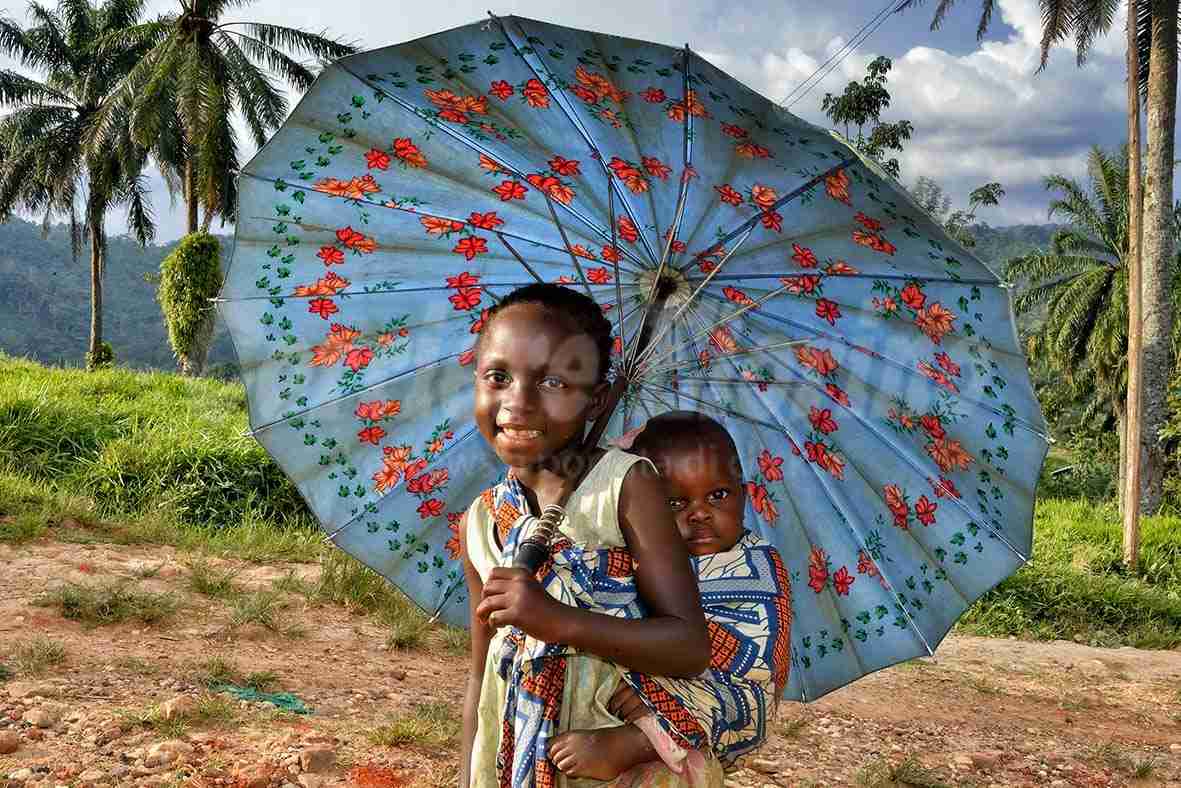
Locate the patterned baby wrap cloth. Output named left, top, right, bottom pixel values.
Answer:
left=488, top=475, right=792, bottom=788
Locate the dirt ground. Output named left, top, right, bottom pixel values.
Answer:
left=1, top=537, right=1179, bottom=788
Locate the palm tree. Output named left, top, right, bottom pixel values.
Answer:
left=106, top=0, right=357, bottom=233
left=1005, top=148, right=1181, bottom=514
left=0, top=0, right=156, bottom=370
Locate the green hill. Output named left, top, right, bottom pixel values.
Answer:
left=0, top=219, right=1060, bottom=371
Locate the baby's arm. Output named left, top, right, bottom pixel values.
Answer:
left=476, top=463, right=710, bottom=677
left=458, top=514, right=492, bottom=788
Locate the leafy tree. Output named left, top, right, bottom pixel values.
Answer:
left=0, top=0, right=156, bottom=370
left=821, top=56, right=914, bottom=178
left=908, top=177, right=1004, bottom=247
left=106, top=0, right=358, bottom=233
left=157, top=232, right=222, bottom=376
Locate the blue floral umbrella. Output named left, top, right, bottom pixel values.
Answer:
left=215, top=15, right=1048, bottom=701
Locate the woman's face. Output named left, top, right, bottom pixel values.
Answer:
left=474, top=303, right=607, bottom=469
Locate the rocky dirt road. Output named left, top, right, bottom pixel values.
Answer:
left=1, top=538, right=1179, bottom=787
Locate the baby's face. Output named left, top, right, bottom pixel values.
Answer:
left=655, top=441, right=746, bottom=557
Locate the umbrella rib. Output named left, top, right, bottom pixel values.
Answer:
left=674, top=307, right=942, bottom=658
left=696, top=288, right=1048, bottom=440
left=495, top=233, right=545, bottom=283
left=693, top=300, right=1031, bottom=563
left=682, top=156, right=858, bottom=272
left=695, top=272, right=1002, bottom=287
left=237, top=175, right=648, bottom=278
left=491, top=15, right=660, bottom=267
left=609, top=170, right=627, bottom=348
left=333, top=61, right=647, bottom=270
left=632, top=223, right=757, bottom=370
left=542, top=190, right=594, bottom=299
left=214, top=281, right=644, bottom=304
left=644, top=338, right=812, bottom=378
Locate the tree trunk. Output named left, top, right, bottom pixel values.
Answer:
left=1123, top=0, right=1145, bottom=567
left=185, top=156, right=198, bottom=235
left=1139, top=0, right=1177, bottom=519
left=1117, top=406, right=1126, bottom=518
left=177, top=309, right=215, bottom=377
left=86, top=199, right=104, bottom=371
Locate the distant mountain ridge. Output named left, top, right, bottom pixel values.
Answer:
left=0, top=219, right=1062, bottom=372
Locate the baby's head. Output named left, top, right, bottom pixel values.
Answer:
left=473, top=283, right=613, bottom=468
left=631, top=411, right=746, bottom=556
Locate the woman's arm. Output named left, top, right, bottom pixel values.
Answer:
left=459, top=514, right=492, bottom=788
left=476, top=463, right=710, bottom=677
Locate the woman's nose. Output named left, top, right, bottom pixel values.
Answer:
left=502, top=379, right=538, bottom=412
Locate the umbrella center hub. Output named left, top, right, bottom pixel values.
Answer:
left=638, top=269, right=691, bottom=308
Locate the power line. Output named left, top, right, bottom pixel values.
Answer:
left=781, top=1, right=906, bottom=109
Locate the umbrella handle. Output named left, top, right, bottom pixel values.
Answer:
left=512, top=504, right=567, bottom=573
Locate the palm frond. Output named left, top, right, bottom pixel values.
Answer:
left=223, top=30, right=316, bottom=91
left=0, top=69, right=73, bottom=107
left=1068, top=0, right=1121, bottom=66
left=215, top=30, right=286, bottom=145
left=0, top=14, right=36, bottom=63
left=230, top=21, right=357, bottom=62
left=118, top=172, right=155, bottom=245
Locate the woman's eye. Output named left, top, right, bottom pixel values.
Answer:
left=484, top=371, right=510, bottom=385
left=667, top=498, right=686, bottom=511
left=539, top=376, right=567, bottom=389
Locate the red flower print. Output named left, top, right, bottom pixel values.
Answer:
left=447, top=272, right=480, bottom=289
left=445, top=514, right=462, bottom=560
left=612, top=336, right=623, bottom=356
left=526, top=173, right=575, bottom=205
left=571, top=84, right=597, bottom=104
left=522, top=78, right=550, bottom=108
left=449, top=287, right=482, bottom=311
left=723, top=286, right=754, bottom=306
left=715, top=184, right=743, bottom=206
left=294, top=271, right=350, bottom=297
left=314, top=176, right=380, bottom=200
left=601, top=245, right=622, bottom=263
left=641, top=87, right=666, bottom=103
left=459, top=348, right=476, bottom=366
left=357, top=425, right=386, bottom=445
left=709, top=326, right=738, bottom=354
left=307, top=298, right=338, bottom=319
left=492, top=180, right=528, bottom=201
left=816, top=298, right=842, bottom=325
left=858, top=551, right=888, bottom=588
left=920, top=414, right=945, bottom=440
left=825, top=383, right=850, bottom=406
left=761, top=211, right=783, bottom=232
left=420, top=215, right=465, bottom=237
left=617, top=215, right=639, bottom=242
left=586, top=267, right=612, bottom=284
left=914, top=495, right=937, bottom=526
left=809, top=406, right=838, bottom=434
left=720, top=122, right=748, bottom=138
left=548, top=155, right=581, bottom=176
left=884, top=484, right=907, bottom=513
left=934, top=351, right=961, bottom=377
left=789, top=438, right=801, bottom=456
left=808, top=547, right=829, bottom=593
left=872, top=235, right=897, bottom=255
left=926, top=438, right=973, bottom=473
left=574, top=66, right=629, bottom=104
left=355, top=400, right=395, bottom=421
left=795, top=345, right=838, bottom=377
left=825, top=169, right=851, bottom=205
left=365, top=148, right=391, bottom=170
left=453, top=236, right=489, bottom=261
left=735, top=141, right=772, bottom=159
left=661, top=228, right=687, bottom=253
left=470, top=308, right=491, bottom=334
left=915, top=302, right=956, bottom=344
left=854, top=211, right=883, bottom=232
left=900, top=282, right=926, bottom=311
left=479, top=153, right=508, bottom=174
left=746, top=481, right=777, bottom=523
left=489, top=80, right=514, bottom=100
left=568, top=244, right=597, bottom=260
left=417, top=498, right=445, bottom=519
left=826, top=259, right=858, bottom=275
left=804, top=440, right=827, bottom=465
left=345, top=347, right=373, bottom=372
left=931, top=476, right=961, bottom=499
left=832, top=566, right=854, bottom=595
left=336, top=226, right=376, bottom=254
left=468, top=211, right=504, bottom=230
left=792, top=244, right=818, bottom=268
left=317, top=246, right=344, bottom=266
left=393, top=137, right=427, bottom=168
left=750, top=184, right=778, bottom=209
left=698, top=349, right=712, bottom=370
left=821, top=451, right=845, bottom=480
left=407, top=468, right=449, bottom=495
left=781, top=274, right=820, bottom=295
left=918, top=361, right=960, bottom=394
left=758, top=449, right=784, bottom=481
left=642, top=156, right=671, bottom=180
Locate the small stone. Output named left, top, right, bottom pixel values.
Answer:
left=389, top=670, right=407, bottom=681
left=145, top=739, right=194, bottom=767
left=8, top=769, right=34, bottom=783
left=970, top=751, right=1003, bottom=770
left=746, top=759, right=779, bottom=775
left=5, top=683, right=55, bottom=700
left=296, top=776, right=323, bottom=788
left=0, top=731, right=18, bottom=755
left=299, top=747, right=335, bottom=774
left=235, top=764, right=272, bottom=788
left=1170, top=743, right=1181, bottom=753
left=159, top=696, right=194, bottom=721
left=23, top=728, right=43, bottom=742
left=952, top=755, right=973, bottom=769
left=107, top=765, right=129, bottom=779
left=76, top=769, right=104, bottom=787
left=22, top=706, right=61, bottom=729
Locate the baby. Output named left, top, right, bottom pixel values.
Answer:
left=548, top=410, right=793, bottom=779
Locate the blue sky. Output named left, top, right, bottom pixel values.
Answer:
left=0, top=0, right=1131, bottom=241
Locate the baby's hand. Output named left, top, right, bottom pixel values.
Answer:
left=476, top=567, right=564, bottom=642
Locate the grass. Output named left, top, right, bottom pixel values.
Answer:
left=195, top=656, right=242, bottom=687
left=311, top=550, right=434, bottom=646
left=113, top=655, right=159, bottom=676
left=366, top=701, right=460, bottom=748
left=120, top=693, right=237, bottom=737
left=11, top=636, right=66, bottom=676
left=226, top=589, right=304, bottom=637
left=777, top=713, right=809, bottom=739
left=958, top=497, right=1181, bottom=648
left=0, top=663, right=11, bottom=682
left=856, top=756, right=950, bottom=788
left=183, top=556, right=240, bottom=598
left=36, top=581, right=179, bottom=626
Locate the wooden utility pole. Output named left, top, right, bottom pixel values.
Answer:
left=1124, top=0, right=1144, bottom=571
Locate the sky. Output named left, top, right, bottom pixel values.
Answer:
left=0, top=0, right=1133, bottom=242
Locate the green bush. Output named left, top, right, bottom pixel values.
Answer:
left=157, top=233, right=222, bottom=375
left=1035, top=433, right=1117, bottom=502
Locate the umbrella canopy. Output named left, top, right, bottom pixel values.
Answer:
left=216, top=15, right=1048, bottom=701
